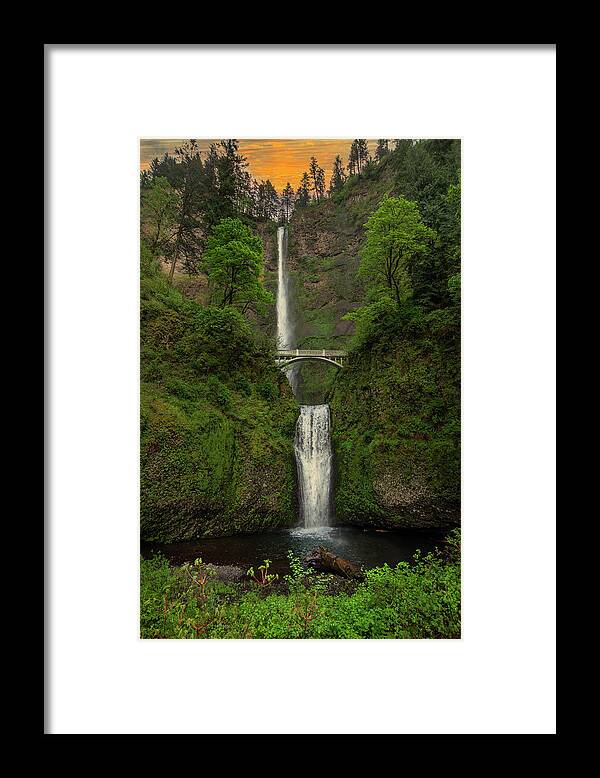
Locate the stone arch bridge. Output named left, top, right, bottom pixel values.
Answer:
left=275, top=349, right=348, bottom=369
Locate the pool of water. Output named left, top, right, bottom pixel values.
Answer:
left=141, top=526, right=447, bottom=575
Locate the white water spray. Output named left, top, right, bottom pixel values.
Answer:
left=276, top=226, right=292, bottom=348
left=294, top=405, right=333, bottom=528
left=276, top=225, right=298, bottom=395
left=276, top=224, right=333, bottom=528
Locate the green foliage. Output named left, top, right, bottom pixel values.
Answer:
left=347, top=139, right=370, bottom=176
left=202, top=217, right=274, bottom=315
left=140, top=531, right=461, bottom=639
left=145, top=139, right=291, bottom=276
left=360, top=196, right=436, bottom=307
left=308, top=156, right=326, bottom=202
left=332, top=293, right=460, bottom=526
left=287, top=140, right=461, bottom=529
left=140, top=242, right=297, bottom=542
left=247, top=559, right=279, bottom=587
left=140, top=176, right=180, bottom=253
left=175, top=304, right=256, bottom=378
left=448, top=272, right=460, bottom=306
left=257, top=380, right=278, bottom=400
left=343, top=297, right=398, bottom=349
left=296, top=172, right=311, bottom=208
left=329, top=155, right=347, bottom=194
left=140, top=241, right=161, bottom=278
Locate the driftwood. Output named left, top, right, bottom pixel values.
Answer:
left=304, top=546, right=364, bottom=579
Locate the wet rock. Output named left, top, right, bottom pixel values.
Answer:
left=372, top=470, right=431, bottom=509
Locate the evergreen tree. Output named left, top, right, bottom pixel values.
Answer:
left=296, top=173, right=311, bottom=208
left=140, top=170, right=153, bottom=190
left=329, top=155, right=347, bottom=193
left=348, top=139, right=370, bottom=176
left=309, top=156, right=326, bottom=202
left=162, top=140, right=205, bottom=280
left=255, top=180, right=279, bottom=220
left=375, top=139, right=389, bottom=161
left=357, top=139, right=370, bottom=173
left=348, top=141, right=358, bottom=176
left=140, top=176, right=180, bottom=253
left=215, top=139, right=249, bottom=217
left=281, top=182, right=295, bottom=221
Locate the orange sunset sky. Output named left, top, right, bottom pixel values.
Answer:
left=140, top=138, right=381, bottom=192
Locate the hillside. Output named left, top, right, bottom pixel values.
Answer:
left=139, top=139, right=461, bottom=537
left=140, top=245, right=298, bottom=542
left=286, top=140, right=461, bottom=528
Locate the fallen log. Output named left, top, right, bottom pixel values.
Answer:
left=304, top=546, right=364, bottom=579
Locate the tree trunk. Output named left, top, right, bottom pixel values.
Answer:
left=304, top=546, right=364, bottom=579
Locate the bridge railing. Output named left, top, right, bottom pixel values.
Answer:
left=276, top=349, right=348, bottom=358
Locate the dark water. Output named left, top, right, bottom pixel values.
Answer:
left=141, top=526, right=447, bottom=575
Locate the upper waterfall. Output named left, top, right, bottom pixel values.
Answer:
left=276, top=225, right=293, bottom=349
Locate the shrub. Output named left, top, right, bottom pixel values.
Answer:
left=140, top=531, right=461, bottom=639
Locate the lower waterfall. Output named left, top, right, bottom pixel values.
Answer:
left=294, top=404, right=333, bottom=528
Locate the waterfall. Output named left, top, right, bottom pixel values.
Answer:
left=276, top=225, right=298, bottom=395
left=276, top=226, right=292, bottom=348
left=276, top=225, right=333, bottom=528
left=294, top=405, right=333, bottom=528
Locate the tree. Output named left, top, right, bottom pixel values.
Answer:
left=146, top=139, right=260, bottom=271
left=281, top=182, right=295, bottom=221
left=357, top=139, right=370, bottom=173
left=439, top=176, right=461, bottom=277
left=359, top=197, right=436, bottom=307
left=140, top=170, right=153, bottom=190
left=202, top=218, right=274, bottom=315
left=197, top=139, right=252, bottom=228
left=329, top=155, right=346, bottom=194
left=375, top=139, right=389, bottom=161
left=255, top=180, right=279, bottom=220
left=347, top=141, right=358, bottom=176
left=215, top=139, right=249, bottom=217
left=150, top=140, right=205, bottom=281
left=348, top=139, right=369, bottom=176
left=140, top=176, right=181, bottom=253
left=296, top=173, right=311, bottom=208
left=308, top=156, right=326, bottom=202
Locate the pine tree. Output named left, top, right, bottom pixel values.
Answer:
left=162, top=140, right=204, bottom=280
left=140, top=176, right=180, bottom=253
left=281, top=182, right=295, bottom=221
left=296, top=173, right=311, bottom=207
left=348, top=141, right=358, bottom=176
left=375, top=139, right=389, bottom=161
left=309, top=156, right=326, bottom=202
left=357, top=139, right=370, bottom=173
left=329, top=155, right=347, bottom=193
left=255, top=180, right=279, bottom=220
left=214, top=139, right=249, bottom=219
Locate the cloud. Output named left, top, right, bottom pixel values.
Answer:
left=140, top=138, right=380, bottom=191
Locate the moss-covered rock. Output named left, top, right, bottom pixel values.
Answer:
left=330, top=311, right=460, bottom=530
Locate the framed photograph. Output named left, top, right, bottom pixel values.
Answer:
left=46, top=44, right=556, bottom=734
left=138, top=136, right=461, bottom=640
